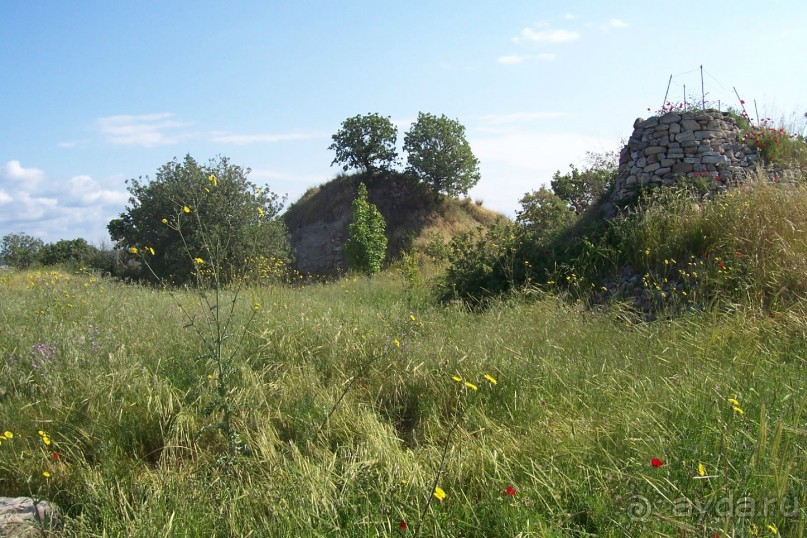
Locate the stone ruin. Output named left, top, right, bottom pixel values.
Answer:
left=608, top=109, right=761, bottom=208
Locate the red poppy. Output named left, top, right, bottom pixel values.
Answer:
left=740, top=100, right=745, bottom=105
left=399, top=520, right=407, bottom=532
left=651, top=458, right=664, bottom=468
left=51, top=452, right=60, bottom=460
left=505, top=485, right=516, bottom=496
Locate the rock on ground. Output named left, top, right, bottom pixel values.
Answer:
left=0, top=497, right=61, bottom=537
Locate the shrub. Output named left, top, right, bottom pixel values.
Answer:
left=344, top=182, right=387, bottom=275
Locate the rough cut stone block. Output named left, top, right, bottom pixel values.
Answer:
left=675, top=130, right=696, bottom=142
left=643, top=146, right=666, bottom=156
left=641, top=117, right=660, bottom=129
left=672, top=163, right=693, bottom=173
left=644, top=163, right=661, bottom=173
left=681, top=119, right=700, bottom=131
left=660, top=113, right=681, bottom=124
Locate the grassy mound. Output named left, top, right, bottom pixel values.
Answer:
left=282, top=171, right=503, bottom=275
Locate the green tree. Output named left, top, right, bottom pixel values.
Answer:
left=328, top=113, right=399, bottom=174
left=550, top=151, right=617, bottom=214
left=344, top=182, right=387, bottom=275
left=517, top=187, right=576, bottom=242
left=1, top=233, right=44, bottom=269
left=108, top=155, right=290, bottom=284
left=39, top=238, right=95, bottom=267
left=403, top=112, right=481, bottom=197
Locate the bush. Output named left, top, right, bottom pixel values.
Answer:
left=344, top=182, right=387, bottom=275
left=108, top=155, right=290, bottom=285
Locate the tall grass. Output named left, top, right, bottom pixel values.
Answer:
left=1, top=267, right=805, bottom=536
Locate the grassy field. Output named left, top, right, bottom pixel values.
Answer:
left=1, top=261, right=805, bottom=536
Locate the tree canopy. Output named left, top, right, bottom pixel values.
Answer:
left=328, top=113, right=399, bottom=174
left=403, top=112, right=481, bottom=197
left=0, top=233, right=44, bottom=269
left=550, top=151, right=618, bottom=214
left=517, top=187, right=576, bottom=242
left=108, top=155, right=290, bottom=284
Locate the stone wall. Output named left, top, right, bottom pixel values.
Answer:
left=610, top=109, right=760, bottom=205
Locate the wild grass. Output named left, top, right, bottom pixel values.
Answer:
left=1, top=266, right=805, bottom=536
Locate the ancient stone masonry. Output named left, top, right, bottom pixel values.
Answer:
left=610, top=109, right=761, bottom=206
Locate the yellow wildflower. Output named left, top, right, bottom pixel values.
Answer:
left=161, top=218, right=168, bottom=224
left=2, top=431, right=12, bottom=439
left=42, top=471, right=51, bottom=478
left=183, top=206, right=191, bottom=214
left=767, top=524, right=778, bottom=535
left=409, top=314, right=416, bottom=322
left=452, top=375, right=462, bottom=382
left=698, top=463, right=706, bottom=477
left=732, top=406, right=744, bottom=415
left=257, top=207, right=265, bottom=218
left=129, top=247, right=138, bottom=254
left=194, top=257, right=204, bottom=264
left=208, top=174, right=217, bottom=186
left=464, top=382, right=478, bottom=391
left=146, top=247, right=155, bottom=256
left=38, top=430, right=45, bottom=436
left=484, top=374, right=497, bottom=385
left=728, top=398, right=740, bottom=406
left=433, top=487, right=446, bottom=501
left=393, top=339, right=401, bottom=347
left=252, top=303, right=261, bottom=311
left=42, top=435, right=51, bottom=446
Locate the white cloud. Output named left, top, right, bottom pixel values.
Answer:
left=65, top=175, right=129, bottom=207
left=513, top=27, right=579, bottom=44
left=607, top=18, right=628, bottom=28
left=498, top=54, right=529, bottom=65
left=57, top=140, right=86, bottom=148
left=498, top=53, right=556, bottom=65
left=563, top=13, right=576, bottom=20
left=0, top=162, right=129, bottom=242
left=1, top=160, right=45, bottom=183
left=210, top=131, right=323, bottom=145
left=467, top=129, right=621, bottom=216
left=96, top=113, right=192, bottom=147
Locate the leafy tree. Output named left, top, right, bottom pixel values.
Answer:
left=1, top=233, right=44, bottom=269
left=517, top=187, right=576, bottom=242
left=108, top=155, right=290, bottom=284
left=39, top=238, right=95, bottom=267
left=344, top=182, right=387, bottom=275
left=403, top=112, right=481, bottom=197
left=550, top=151, right=618, bottom=214
left=328, top=113, right=399, bottom=174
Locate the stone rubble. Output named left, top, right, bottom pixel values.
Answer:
left=610, top=109, right=761, bottom=206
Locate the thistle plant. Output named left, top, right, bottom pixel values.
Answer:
left=130, top=173, right=279, bottom=461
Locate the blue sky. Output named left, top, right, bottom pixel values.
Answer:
left=2, top=1, right=805, bottom=244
